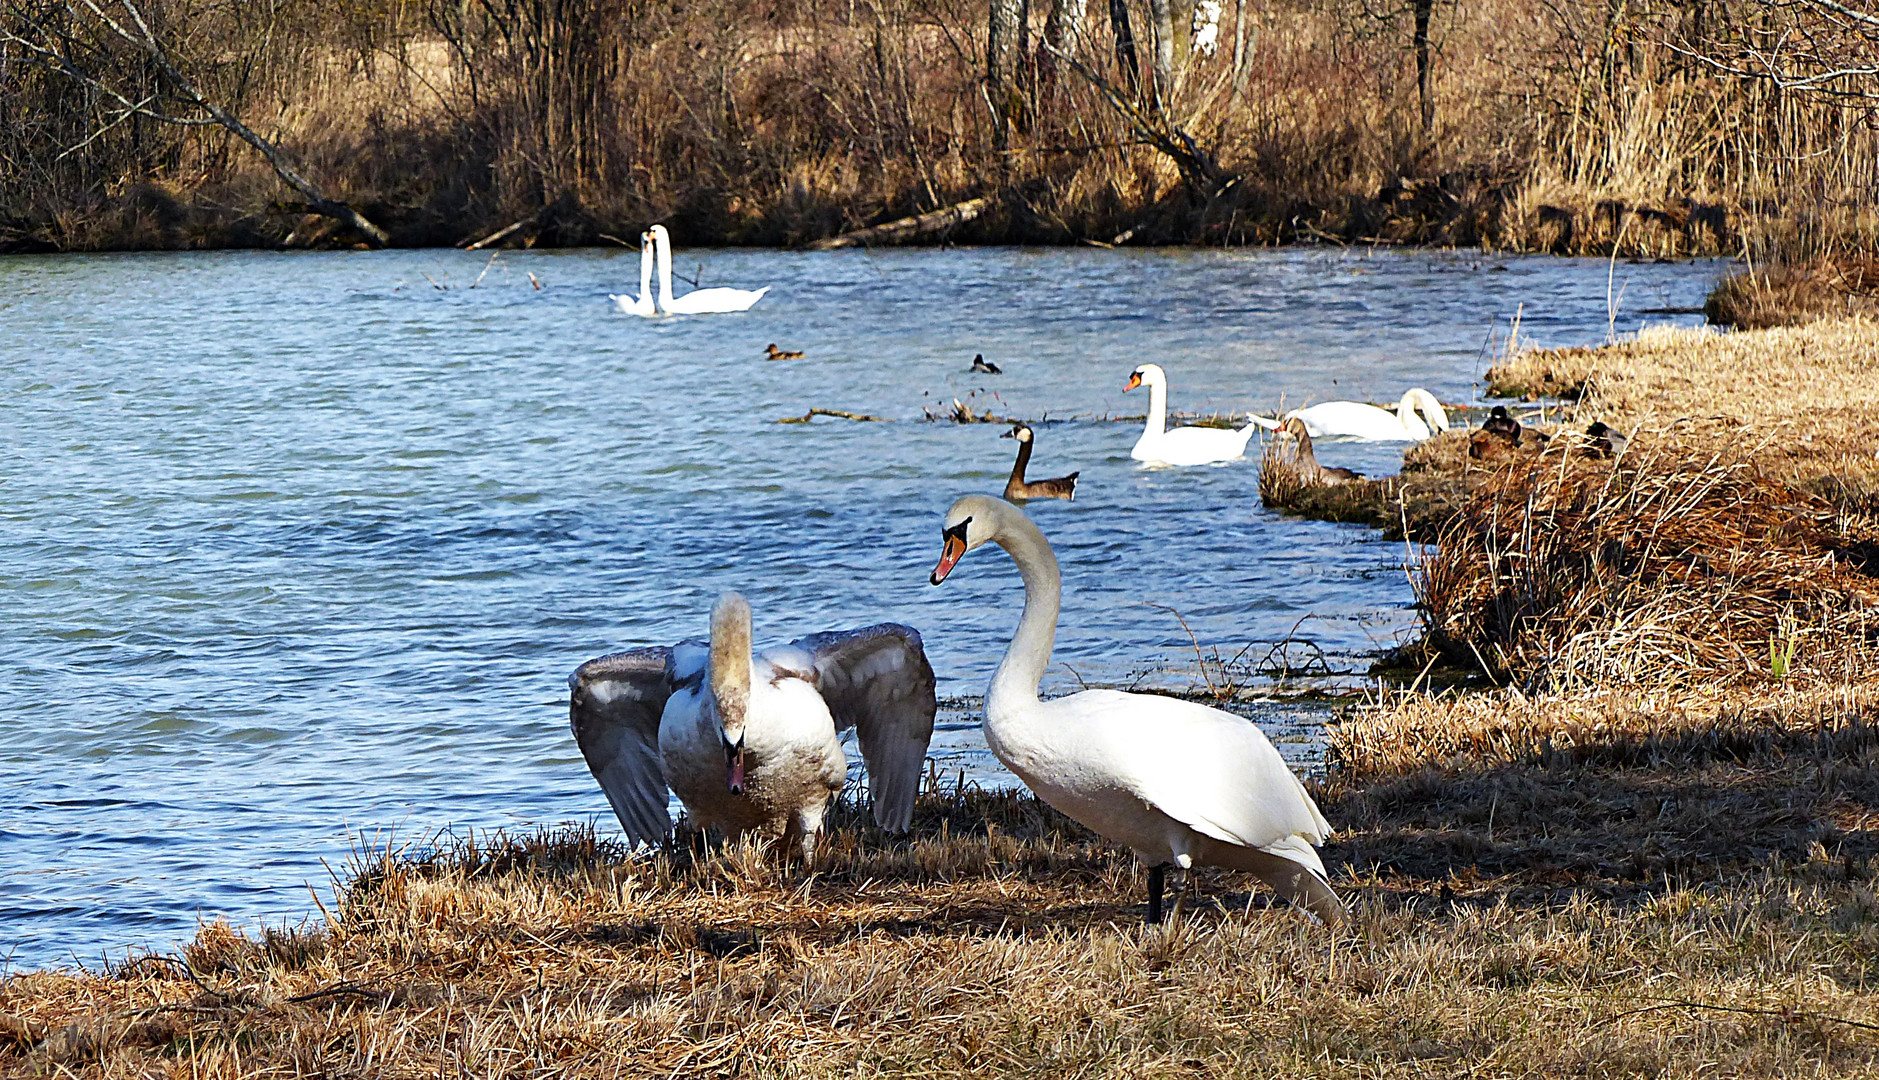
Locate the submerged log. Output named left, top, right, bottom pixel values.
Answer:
left=811, top=198, right=991, bottom=250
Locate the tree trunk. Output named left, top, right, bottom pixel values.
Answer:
left=1412, top=0, right=1435, bottom=133
left=1043, top=0, right=1088, bottom=68
left=1109, top=0, right=1141, bottom=95
left=1231, top=0, right=1252, bottom=101
left=1149, top=0, right=1176, bottom=110
left=988, top=0, right=1029, bottom=146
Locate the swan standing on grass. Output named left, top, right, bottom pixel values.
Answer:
left=650, top=224, right=770, bottom=314
left=928, top=495, right=1346, bottom=925
left=607, top=231, right=658, bottom=317
left=569, top=593, right=936, bottom=860
left=1124, top=363, right=1263, bottom=465
left=1254, top=389, right=1450, bottom=442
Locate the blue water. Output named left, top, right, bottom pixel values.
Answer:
left=0, top=246, right=1721, bottom=970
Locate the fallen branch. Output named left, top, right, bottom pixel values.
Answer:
left=463, top=217, right=534, bottom=251
left=811, top=197, right=991, bottom=250
left=776, top=408, right=892, bottom=423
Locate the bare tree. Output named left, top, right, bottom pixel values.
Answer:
left=1110, top=0, right=1141, bottom=94
left=2, top=0, right=389, bottom=243
left=988, top=0, right=1029, bottom=146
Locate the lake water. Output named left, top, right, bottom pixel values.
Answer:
left=0, top=246, right=1721, bottom=971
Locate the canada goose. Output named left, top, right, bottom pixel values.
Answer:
left=569, top=593, right=936, bottom=861
left=1002, top=424, right=1079, bottom=503
left=928, top=496, right=1344, bottom=925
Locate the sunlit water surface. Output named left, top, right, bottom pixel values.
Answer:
left=0, top=246, right=1721, bottom=969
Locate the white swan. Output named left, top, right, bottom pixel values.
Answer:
left=928, top=495, right=1345, bottom=924
left=607, top=231, right=658, bottom=317
left=1252, top=389, right=1450, bottom=442
left=569, top=592, right=936, bottom=860
left=1125, top=363, right=1262, bottom=466
left=650, top=224, right=770, bottom=314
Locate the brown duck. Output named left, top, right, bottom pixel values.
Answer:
left=765, top=344, right=804, bottom=360
left=1469, top=405, right=1523, bottom=459
left=1279, top=417, right=1362, bottom=484
left=1002, top=424, right=1078, bottom=503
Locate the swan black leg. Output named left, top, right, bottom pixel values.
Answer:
left=1147, top=864, right=1166, bottom=924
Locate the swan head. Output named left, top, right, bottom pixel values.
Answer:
left=1122, top=363, right=1167, bottom=393
left=930, top=494, right=1007, bottom=585
left=1002, top=424, right=1033, bottom=443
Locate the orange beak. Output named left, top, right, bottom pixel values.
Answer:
left=930, top=532, right=967, bottom=585
left=1123, top=372, right=1142, bottom=392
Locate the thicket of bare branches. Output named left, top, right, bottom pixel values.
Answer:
left=0, top=0, right=1874, bottom=251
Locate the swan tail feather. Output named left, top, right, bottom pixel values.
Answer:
left=1202, top=834, right=1346, bottom=926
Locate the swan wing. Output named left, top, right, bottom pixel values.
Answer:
left=569, top=647, right=680, bottom=844
left=779, top=624, right=937, bottom=832
left=1082, top=691, right=1332, bottom=855
left=1287, top=401, right=1412, bottom=441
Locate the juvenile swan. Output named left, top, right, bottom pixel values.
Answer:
left=570, top=593, right=936, bottom=859
left=929, top=496, right=1345, bottom=923
left=1124, top=363, right=1263, bottom=466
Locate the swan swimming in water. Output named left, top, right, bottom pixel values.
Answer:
left=1252, top=389, right=1450, bottom=442
left=1125, top=364, right=1263, bottom=466
left=929, top=495, right=1345, bottom=924
left=569, top=592, right=936, bottom=860
left=607, top=232, right=658, bottom=317
left=650, top=225, right=770, bottom=314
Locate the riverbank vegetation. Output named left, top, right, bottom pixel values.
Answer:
left=2, top=0, right=1876, bottom=255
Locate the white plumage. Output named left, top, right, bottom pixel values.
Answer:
left=1124, top=363, right=1262, bottom=466
left=1250, top=388, right=1450, bottom=442
left=649, top=225, right=770, bottom=314
left=607, top=231, right=658, bottom=317
left=929, top=494, right=1344, bottom=923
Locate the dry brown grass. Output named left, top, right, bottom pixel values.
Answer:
left=1708, top=259, right=1879, bottom=331
left=5, top=728, right=1879, bottom=1079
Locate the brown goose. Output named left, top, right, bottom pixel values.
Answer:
left=1279, top=417, right=1362, bottom=484
left=1002, top=424, right=1079, bottom=503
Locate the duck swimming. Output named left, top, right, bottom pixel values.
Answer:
left=766, top=344, right=804, bottom=360
left=971, top=354, right=1003, bottom=375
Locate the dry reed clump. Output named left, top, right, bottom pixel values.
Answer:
left=1708, top=258, right=1879, bottom=330
left=1486, top=318, right=1879, bottom=514
left=1413, top=438, right=1879, bottom=690
left=5, top=752, right=1879, bottom=1078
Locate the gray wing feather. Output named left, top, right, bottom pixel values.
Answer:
left=568, top=647, right=676, bottom=845
left=788, top=624, right=937, bottom=832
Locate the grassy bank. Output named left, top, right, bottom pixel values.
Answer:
left=4, top=705, right=1877, bottom=1079
left=3, top=0, right=1876, bottom=254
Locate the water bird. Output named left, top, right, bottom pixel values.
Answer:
left=1469, top=405, right=1524, bottom=460
left=766, top=344, right=804, bottom=360
left=569, top=593, right=936, bottom=860
left=1002, top=424, right=1079, bottom=503
left=650, top=224, right=770, bottom=314
left=1278, top=417, right=1363, bottom=484
left=971, top=354, right=1003, bottom=374
left=1585, top=421, right=1628, bottom=457
left=606, top=231, right=658, bottom=317
left=928, top=495, right=1345, bottom=925
left=1124, top=363, right=1263, bottom=466
left=1253, top=389, right=1450, bottom=442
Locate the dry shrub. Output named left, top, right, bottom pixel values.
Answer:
left=1414, top=440, right=1879, bottom=690
left=1708, top=258, right=1879, bottom=330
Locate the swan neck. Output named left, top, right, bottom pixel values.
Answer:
left=1144, top=378, right=1167, bottom=438
left=655, top=231, right=674, bottom=309
left=639, top=241, right=653, bottom=301
left=987, top=507, right=1060, bottom=713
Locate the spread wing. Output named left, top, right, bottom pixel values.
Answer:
left=568, top=647, right=676, bottom=845
left=785, top=624, right=937, bottom=832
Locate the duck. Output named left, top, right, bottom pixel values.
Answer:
left=1002, top=424, right=1079, bottom=503
left=1254, top=389, right=1450, bottom=442
left=928, top=495, right=1345, bottom=925
left=1585, top=421, right=1628, bottom=457
left=606, top=231, right=658, bottom=317
left=1124, top=364, right=1263, bottom=466
left=1469, top=406, right=1524, bottom=460
left=569, top=592, right=936, bottom=861
left=649, top=225, right=770, bottom=314
left=971, top=354, right=1003, bottom=375
left=765, top=344, right=804, bottom=360
left=1277, top=417, right=1363, bottom=484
